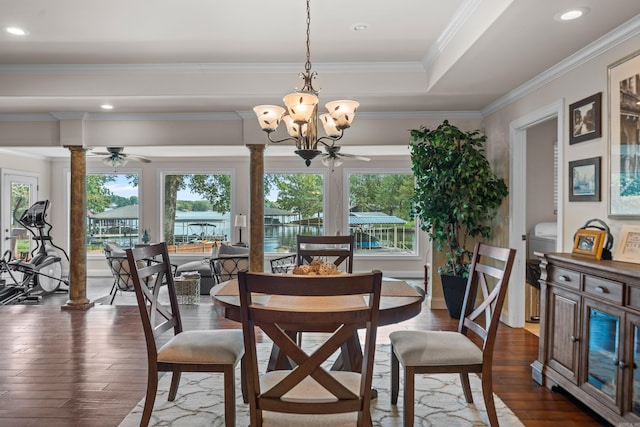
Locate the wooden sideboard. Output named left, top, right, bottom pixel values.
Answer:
left=532, top=253, right=640, bottom=425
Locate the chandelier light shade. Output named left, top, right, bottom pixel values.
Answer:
left=252, top=0, right=359, bottom=166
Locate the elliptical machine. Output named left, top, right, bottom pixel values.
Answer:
left=0, top=199, right=69, bottom=304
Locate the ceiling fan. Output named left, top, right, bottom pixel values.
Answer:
left=320, top=144, right=370, bottom=171
left=89, top=147, right=151, bottom=167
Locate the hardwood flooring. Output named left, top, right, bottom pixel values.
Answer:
left=0, top=286, right=609, bottom=426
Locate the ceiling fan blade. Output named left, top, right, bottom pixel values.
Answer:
left=338, top=152, right=371, bottom=161
left=124, top=154, right=152, bottom=163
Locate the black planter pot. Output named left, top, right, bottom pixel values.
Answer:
left=441, top=274, right=474, bottom=319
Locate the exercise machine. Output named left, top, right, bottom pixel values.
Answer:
left=0, top=199, right=69, bottom=304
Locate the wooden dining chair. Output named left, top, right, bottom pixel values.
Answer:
left=126, top=242, right=245, bottom=427
left=296, top=234, right=355, bottom=273
left=238, top=270, right=383, bottom=426
left=389, top=242, right=516, bottom=427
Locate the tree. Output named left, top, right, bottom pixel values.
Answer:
left=86, top=175, right=115, bottom=213
left=270, top=174, right=323, bottom=220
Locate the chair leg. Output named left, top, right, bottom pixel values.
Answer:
left=403, top=366, right=415, bottom=427
left=140, top=371, right=158, bottom=427
left=481, top=372, right=499, bottom=427
left=168, top=370, right=181, bottom=401
left=109, top=282, right=117, bottom=305
left=460, top=373, right=474, bottom=403
left=240, top=356, right=248, bottom=404
left=391, top=345, right=399, bottom=405
left=223, top=365, right=236, bottom=427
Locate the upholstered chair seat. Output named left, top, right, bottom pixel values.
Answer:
left=157, top=329, right=244, bottom=364
left=389, top=330, right=483, bottom=366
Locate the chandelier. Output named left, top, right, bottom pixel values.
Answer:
left=253, top=0, right=359, bottom=166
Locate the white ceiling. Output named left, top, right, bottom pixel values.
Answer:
left=1, top=0, right=640, bottom=159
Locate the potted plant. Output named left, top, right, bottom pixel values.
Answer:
left=409, top=120, right=508, bottom=318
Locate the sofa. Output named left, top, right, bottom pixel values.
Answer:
left=175, top=243, right=249, bottom=295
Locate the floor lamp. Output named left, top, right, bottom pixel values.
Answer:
left=234, top=214, right=247, bottom=247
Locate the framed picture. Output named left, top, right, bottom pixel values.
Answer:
left=572, top=228, right=606, bottom=259
left=569, top=157, right=601, bottom=202
left=613, top=224, right=640, bottom=264
left=569, top=92, right=602, bottom=145
left=609, top=50, right=640, bottom=218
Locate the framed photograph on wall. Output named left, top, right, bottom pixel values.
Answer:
left=609, top=50, right=640, bottom=218
left=569, top=92, right=602, bottom=145
left=572, top=228, right=606, bottom=259
left=613, top=224, right=640, bottom=264
left=569, top=157, right=601, bottom=202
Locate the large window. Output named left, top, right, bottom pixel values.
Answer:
left=162, top=173, right=231, bottom=254
left=264, top=173, right=324, bottom=253
left=347, top=172, right=416, bottom=255
left=86, top=173, right=139, bottom=253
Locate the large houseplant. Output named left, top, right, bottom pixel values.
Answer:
left=410, top=120, right=508, bottom=318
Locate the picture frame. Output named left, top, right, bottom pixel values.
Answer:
left=572, top=228, right=606, bottom=259
left=569, top=92, right=602, bottom=145
left=569, top=157, right=601, bottom=202
left=608, top=50, right=640, bottom=218
left=613, top=224, right=640, bottom=264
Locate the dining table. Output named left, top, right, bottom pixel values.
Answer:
left=210, top=276, right=425, bottom=373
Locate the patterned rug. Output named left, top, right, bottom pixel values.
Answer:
left=119, top=344, right=523, bottom=426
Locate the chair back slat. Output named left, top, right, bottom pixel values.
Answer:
left=238, top=270, right=382, bottom=424
left=459, top=242, right=516, bottom=353
left=296, top=235, right=355, bottom=273
left=126, top=243, right=183, bottom=362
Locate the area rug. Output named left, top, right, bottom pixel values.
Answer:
left=119, top=344, right=523, bottom=426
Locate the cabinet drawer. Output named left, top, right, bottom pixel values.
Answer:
left=583, top=275, right=623, bottom=304
left=547, top=266, right=581, bottom=290
left=627, top=286, right=640, bottom=311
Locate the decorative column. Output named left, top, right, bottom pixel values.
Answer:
left=247, top=144, right=265, bottom=272
left=62, top=146, right=94, bottom=310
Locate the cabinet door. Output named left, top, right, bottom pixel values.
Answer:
left=547, top=286, right=581, bottom=383
left=581, top=297, right=623, bottom=414
left=624, top=312, right=640, bottom=419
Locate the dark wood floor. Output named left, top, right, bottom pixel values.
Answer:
left=0, top=292, right=609, bottom=426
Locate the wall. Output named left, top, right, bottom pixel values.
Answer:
left=483, top=33, right=640, bottom=252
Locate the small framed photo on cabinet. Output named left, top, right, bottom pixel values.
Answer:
left=572, top=229, right=606, bottom=259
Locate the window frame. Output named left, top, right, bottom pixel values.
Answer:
left=85, top=167, right=143, bottom=258
left=263, top=167, right=329, bottom=255
left=343, top=167, right=421, bottom=260
left=158, top=167, right=237, bottom=258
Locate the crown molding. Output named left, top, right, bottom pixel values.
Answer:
left=0, top=61, right=424, bottom=75
left=482, top=14, right=640, bottom=117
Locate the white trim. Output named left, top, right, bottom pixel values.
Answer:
left=507, top=99, right=564, bottom=328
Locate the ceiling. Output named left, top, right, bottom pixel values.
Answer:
left=1, top=0, right=640, bottom=159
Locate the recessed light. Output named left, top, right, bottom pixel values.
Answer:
left=352, top=24, right=368, bottom=32
left=5, top=26, right=27, bottom=36
left=101, top=104, right=114, bottom=110
left=555, top=7, right=589, bottom=21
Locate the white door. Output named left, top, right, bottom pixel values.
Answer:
left=2, top=173, right=38, bottom=260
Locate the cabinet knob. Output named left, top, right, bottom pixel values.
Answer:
left=618, top=361, right=628, bottom=369
left=559, top=276, right=569, bottom=282
left=570, top=335, right=578, bottom=342
left=595, top=286, right=607, bottom=294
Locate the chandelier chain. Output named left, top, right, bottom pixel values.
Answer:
left=305, top=0, right=312, bottom=73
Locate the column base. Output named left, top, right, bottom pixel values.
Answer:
left=61, top=300, right=95, bottom=311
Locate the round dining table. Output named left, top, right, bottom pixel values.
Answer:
left=210, top=277, right=425, bottom=373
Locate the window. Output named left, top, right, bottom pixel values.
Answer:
left=264, top=173, right=324, bottom=253
left=86, top=173, right=139, bottom=253
left=347, top=172, right=416, bottom=255
left=162, top=173, right=231, bottom=254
